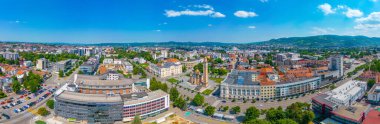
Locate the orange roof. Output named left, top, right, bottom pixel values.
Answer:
left=98, top=66, right=108, bottom=75
left=17, top=70, right=25, bottom=75
left=166, top=58, right=179, bottom=63
left=260, top=67, right=274, bottom=74
left=260, top=78, right=275, bottom=85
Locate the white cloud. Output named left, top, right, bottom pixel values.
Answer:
left=234, top=11, right=258, bottom=18
left=211, top=12, right=226, bottom=18
left=193, top=4, right=213, bottom=10
left=208, top=24, right=213, bottom=27
left=354, top=12, right=380, bottom=30
left=154, top=30, right=161, bottom=32
left=370, top=0, right=378, bottom=2
left=344, top=8, right=363, bottom=18
left=248, top=26, right=256, bottom=29
left=260, top=0, right=268, bottom=3
left=318, top=3, right=335, bottom=15
left=164, top=5, right=225, bottom=18
left=311, top=27, right=335, bottom=35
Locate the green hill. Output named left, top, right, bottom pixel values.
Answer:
left=253, top=35, right=380, bottom=48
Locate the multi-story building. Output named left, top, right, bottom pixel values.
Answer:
left=312, top=80, right=368, bottom=123
left=149, top=58, right=182, bottom=78
left=55, top=59, right=75, bottom=72
left=54, top=83, right=169, bottom=123
left=220, top=69, right=322, bottom=100
left=0, top=52, right=19, bottom=60
left=329, top=80, right=367, bottom=106
left=75, top=74, right=140, bottom=95
left=182, top=60, right=200, bottom=70
left=329, top=55, right=344, bottom=78
left=122, top=90, right=169, bottom=121
left=55, top=90, right=124, bottom=124
left=36, top=58, right=48, bottom=70
left=367, top=83, right=380, bottom=105
left=79, top=57, right=99, bottom=75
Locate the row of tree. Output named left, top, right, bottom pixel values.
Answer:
left=19, top=52, right=87, bottom=63
left=243, top=102, right=315, bottom=124
left=149, top=77, right=168, bottom=92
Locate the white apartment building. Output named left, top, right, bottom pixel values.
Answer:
left=328, top=80, right=367, bottom=107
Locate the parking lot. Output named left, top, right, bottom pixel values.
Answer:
left=0, top=87, right=56, bottom=122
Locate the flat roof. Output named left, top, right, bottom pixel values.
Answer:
left=331, top=103, right=369, bottom=122
left=363, top=109, right=380, bottom=124
left=56, top=90, right=123, bottom=103
left=122, top=90, right=168, bottom=105
left=312, top=93, right=337, bottom=108
left=75, top=74, right=138, bottom=86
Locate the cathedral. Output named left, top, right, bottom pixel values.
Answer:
left=189, top=57, right=209, bottom=87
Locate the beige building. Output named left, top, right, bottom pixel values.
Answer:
left=36, top=58, right=48, bottom=70
left=149, top=58, right=182, bottom=78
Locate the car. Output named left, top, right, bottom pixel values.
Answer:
left=23, top=105, right=29, bottom=109
left=2, top=113, right=10, bottom=119
left=28, top=102, right=36, bottom=106
left=14, top=109, right=19, bottom=113
left=19, top=108, right=25, bottom=112
left=2, top=106, right=6, bottom=109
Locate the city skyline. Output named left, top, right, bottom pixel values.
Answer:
left=0, top=0, right=379, bottom=43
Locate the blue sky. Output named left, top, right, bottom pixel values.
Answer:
left=0, top=0, right=379, bottom=43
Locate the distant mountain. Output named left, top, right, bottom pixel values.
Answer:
left=94, top=41, right=237, bottom=47
left=252, top=35, right=380, bottom=48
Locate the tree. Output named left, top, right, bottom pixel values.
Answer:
left=244, top=106, right=260, bottom=122
left=169, top=87, right=180, bottom=101
left=58, top=70, right=64, bottom=77
left=12, top=80, right=22, bottom=93
left=217, top=68, right=228, bottom=78
left=275, top=119, right=297, bottom=124
left=132, top=115, right=142, bottom=124
left=204, top=106, right=216, bottom=116
left=231, top=106, right=241, bottom=114
left=192, top=93, right=204, bottom=106
left=173, top=96, right=187, bottom=110
left=243, top=119, right=271, bottom=124
left=182, top=65, right=187, bottom=72
left=0, top=90, right=7, bottom=98
left=78, top=70, right=84, bottom=74
left=222, top=106, right=229, bottom=112
left=368, top=79, right=376, bottom=90
left=266, top=107, right=286, bottom=121
left=301, top=111, right=315, bottom=124
left=37, top=107, right=50, bottom=116
left=46, top=100, right=54, bottom=109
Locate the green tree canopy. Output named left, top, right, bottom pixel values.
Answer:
left=244, top=106, right=260, bottom=122
left=192, top=93, right=204, bottom=106
left=46, top=100, right=54, bottom=109
left=12, top=79, right=22, bottom=93
left=169, top=87, right=179, bottom=101
left=132, top=115, right=142, bottom=124
left=204, top=106, right=216, bottom=116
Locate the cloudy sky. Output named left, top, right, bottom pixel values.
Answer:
left=0, top=0, right=379, bottom=43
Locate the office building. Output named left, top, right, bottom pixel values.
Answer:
left=36, top=58, right=48, bottom=70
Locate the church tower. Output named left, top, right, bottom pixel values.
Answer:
left=203, top=57, right=209, bottom=87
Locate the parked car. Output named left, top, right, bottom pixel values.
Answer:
left=2, top=113, right=10, bottom=119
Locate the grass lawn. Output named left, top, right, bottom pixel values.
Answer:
left=210, top=77, right=224, bottom=84
left=202, top=89, right=214, bottom=95
left=35, top=120, right=46, bottom=124
left=167, top=78, right=179, bottom=84
left=139, top=63, right=149, bottom=68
